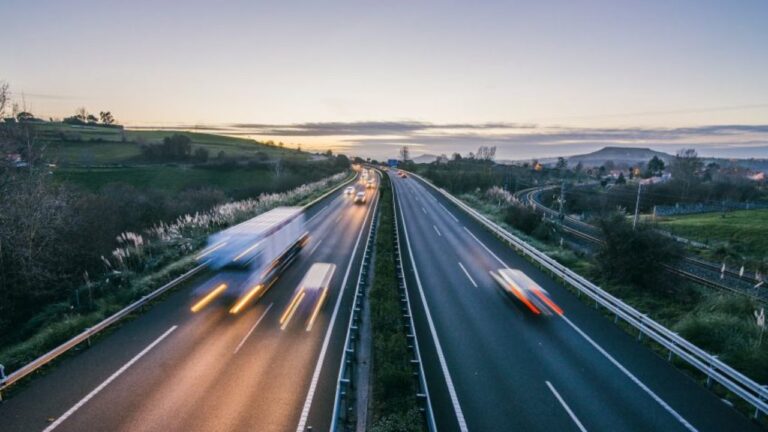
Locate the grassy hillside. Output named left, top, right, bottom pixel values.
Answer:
left=658, top=209, right=768, bottom=263
left=22, top=122, right=333, bottom=195
left=35, top=122, right=303, bottom=165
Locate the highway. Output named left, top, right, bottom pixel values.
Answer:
left=390, top=171, right=760, bottom=432
left=0, top=175, right=379, bottom=432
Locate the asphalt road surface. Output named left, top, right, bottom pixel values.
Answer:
left=390, top=171, right=760, bottom=432
left=0, top=175, right=378, bottom=432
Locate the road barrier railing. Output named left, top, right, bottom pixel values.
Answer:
left=525, top=185, right=765, bottom=300
left=0, top=170, right=358, bottom=400
left=331, top=170, right=381, bottom=431
left=409, top=171, right=768, bottom=419
left=0, top=263, right=206, bottom=399
left=391, top=179, right=437, bottom=432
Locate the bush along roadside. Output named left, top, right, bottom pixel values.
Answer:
left=422, top=177, right=768, bottom=423
left=368, top=176, right=426, bottom=432
left=0, top=171, right=352, bottom=386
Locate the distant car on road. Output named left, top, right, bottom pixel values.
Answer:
left=344, top=186, right=355, bottom=195
left=489, top=269, right=562, bottom=316
left=353, top=191, right=366, bottom=204
left=366, top=180, right=375, bottom=189
left=398, top=171, right=408, bottom=178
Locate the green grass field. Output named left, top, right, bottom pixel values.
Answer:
left=658, top=209, right=768, bottom=262
left=36, top=122, right=303, bottom=165
left=54, top=165, right=317, bottom=196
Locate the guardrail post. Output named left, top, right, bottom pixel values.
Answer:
left=0, top=364, right=5, bottom=401
left=706, top=356, right=718, bottom=387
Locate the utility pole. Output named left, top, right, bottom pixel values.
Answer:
left=632, top=182, right=643, bottom=230
left=558, top=181, right=566, bottom=220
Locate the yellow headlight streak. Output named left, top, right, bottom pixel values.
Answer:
left=190, top=283, right=228, bottom=313
left=305, top=287, right=329, bottom=332
left=280, top=290, right=306, bottom=330
left=229, top=284, right=263, bottom=314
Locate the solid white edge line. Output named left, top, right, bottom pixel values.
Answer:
left=391, top=180, right=438, bottom=431
left=546, top=380, right=588, bottom=432
left=461, top=225, right=697, bottom=432
left=309, top=239, right=323, bottom=256
left=560, top=315, right=697, bottom=432
left=457, top=262, right=478, bottom=288
left=43, top=325, right=178, bottom=432
left=439, top=202, right=460, bottom=223
left=234, top=303, right=273, bottom=354
left=328, top=172, right=382, bottom=431
left=433, top=225, right=442, bottom=237
left=296, top=183, right=378, bottom=432
left=397, top=183, right=468, bottom=432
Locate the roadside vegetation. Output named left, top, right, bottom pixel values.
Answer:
left=412, top=150, right=768, bottom=387
left=368, top=177, right=424, bottom=432
left=0, top=172, right=350, bottom=376
left=0, top=82, right=352, bottom=376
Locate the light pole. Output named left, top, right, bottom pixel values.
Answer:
left=632, top=182, right=643, bottom=230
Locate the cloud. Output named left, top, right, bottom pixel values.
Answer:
left=128, top=120, right=768, bottom=160
left=226, top=121, right=537, bottom=136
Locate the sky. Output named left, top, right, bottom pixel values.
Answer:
left=2, top=0, right=767, bottom=160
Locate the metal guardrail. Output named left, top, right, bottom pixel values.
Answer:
left=409, top=171, right=768, bottom=419
left=331, top=170, right=381, bottom=431
left=391, top=178, right=437, bottom=432
left=0, top=170, right=358, bottom=399
left=521, top=185, right=765, bottom=295
left=0, top=263, right=206, bottom=399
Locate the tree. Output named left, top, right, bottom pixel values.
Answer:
left=0, top=81, right=9, bottom=119
left=399, top=145, right=410, bottom=162
left=99, top=111, right=115, bottom=125
left=671, top=148, right=702, bottom=199
left=16, top=111, right=35, bottom=122
left=451, top=152, right=462, bottom=162
left=573, top=162, right=584, bottom=180
left=615, top=172, right=626, bottom=185
left=193, top=147, right=209, bottom=163
left=556, top=157, right=567, bottom=170
left=86, top=114, right=98, bottom=124
left=597, top=214, right=682, bottom=291
left=140, top=134, right=192, bottom=161
left=477, top=146, right=496, bottom=161
left=646, top=155, right=665, bottom=177
left=75, top=107, right=88, bottom=122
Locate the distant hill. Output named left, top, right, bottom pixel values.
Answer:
left=566, top=147, right=672, bottom=168
left=411, top=153, right=439, bottom=164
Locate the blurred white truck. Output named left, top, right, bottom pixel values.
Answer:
left=198, top=207, right=309, bottom=283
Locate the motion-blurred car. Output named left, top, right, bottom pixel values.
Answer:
left=279, top=262, right=336, bottom=330
left=489, top=269, right=562, bottom=316
left=353, top=191, right=366, bottom=204
left=344, top=186, right=355, bottom=195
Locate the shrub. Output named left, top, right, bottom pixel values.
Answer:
left=596, top=214, right=683, bottom=292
